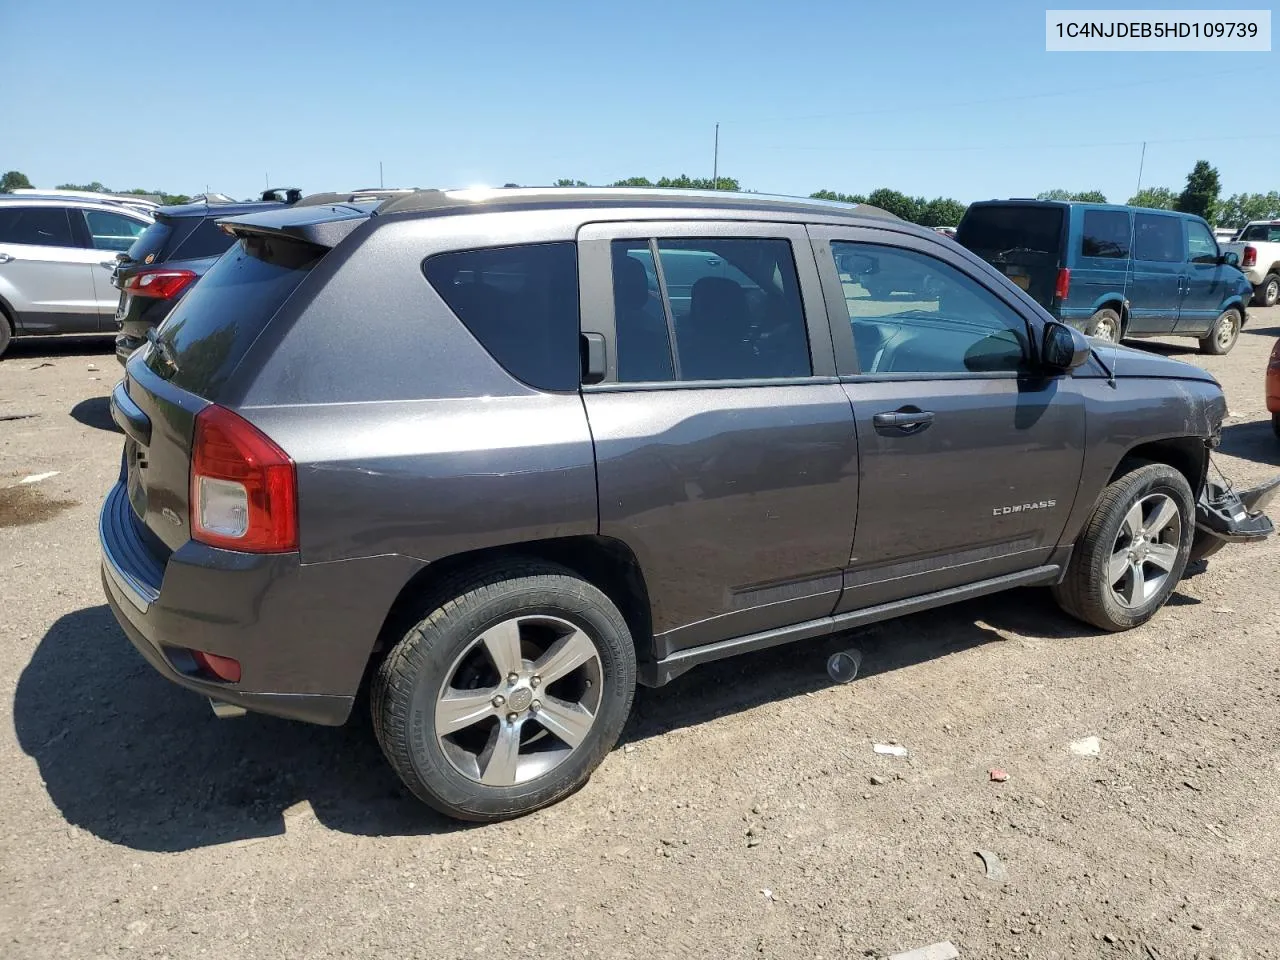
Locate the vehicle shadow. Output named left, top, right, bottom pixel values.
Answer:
left=1218, top=420, right=1280, bottom=467
left=13, top=606, right=463, bottom=852
left=3, top=334, right=115, bottom=359
left=13, top=589, right=1158, bottom=851
left=1129, top=339, right=1198, bottom=357
left=70, top=396, right=120, bottom=433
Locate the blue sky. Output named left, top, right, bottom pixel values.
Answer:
left=2, top=0, right=1275, bottom=204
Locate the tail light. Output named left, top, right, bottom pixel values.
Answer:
left=1243, top=246, right=1257, bottom=268
left=1054, top=267, right=1071, bottom=302
left=122, top=268, right=197, bottom=300
left=190, top=405, right=297, bottom=552
left=1269, top=339, right=1280, bottom=370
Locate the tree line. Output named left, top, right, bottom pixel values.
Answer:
left=6, top=162, right=1275, bottom=227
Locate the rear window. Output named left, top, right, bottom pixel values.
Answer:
left=148, top=234, right=323, bottom=397
left=171, top=218, right=237, bottom=260
left=1081, top=210, right=1130, bottom=259
left=423, top=242, right=580, bottom=392
left=1133, top=213, right=1183, bottom=263
left=1240, top=223, right=1280, bottom=242
left=956, top=205, right=1064, bottom=260
left=127, top=218, right=183, bottom=263
left=0, top=206, right=76, bottom=247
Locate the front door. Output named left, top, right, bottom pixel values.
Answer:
left=577, top=221, right=859, bottom=657
left=811, top=227, right=1086, bottom=611
left=0, top=205, right=100, bottom=333
left=1175, top=218, right=1229, bottom=336
left=1127, top=212, right=1185, bottom=336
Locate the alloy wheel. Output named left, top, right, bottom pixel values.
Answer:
left=434, top=615, right=603, bottom=786
left=1107, top=493, right=1181, bottom=608
left=1216, top=312, right=1239, bottom=350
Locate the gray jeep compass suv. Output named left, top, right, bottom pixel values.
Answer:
left=101, top=188, right=1259, bottom=821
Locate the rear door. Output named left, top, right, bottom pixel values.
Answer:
left=578, top=220, right=858, bottom=656
left=1127, top=212, right=1184, bottom=335
left=811, top=224, right=1086, bottom=610
left=0, top=205, right=100, bottom=332
left=1175, top=218, right=1227, bottom=335
left=75, top=207, right=151, bottom=326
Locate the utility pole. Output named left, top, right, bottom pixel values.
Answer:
left=380, top=161, right=384, bottom=189
left=712, top=123, right=719, bottom=189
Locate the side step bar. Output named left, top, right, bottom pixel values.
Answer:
left=637, top=565, right=1062, bottom=687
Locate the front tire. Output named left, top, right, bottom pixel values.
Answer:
left=1053, top=462, right=1194, bottom=632
left=0, top=313, right=12, bottom=359
left=1254, top=274, right=1279, bottom=308
left=371, top=561, right=636, bottom=822
left=1199, top=308, right=1241, bottom=355
left=1085, top=307, right=1122, bottom=343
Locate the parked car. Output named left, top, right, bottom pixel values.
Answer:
left=956, top=200, right=1254, bottom=354
left=102, top=187, right=1269, bottom=822
left=0, top=195, right=152, bottom=356
left=932, top=225, right=957, bottom=239
left=1222, top=221, right=1280, bottom=308
left=111, top=189, right=302, bottom=364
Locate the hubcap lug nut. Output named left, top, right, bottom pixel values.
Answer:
left=506, top=712, right=518, bottom=724
left=492, top=695, right=505, bottom=708
left=507, top=672, right=519, bottom=684
left=530, top=700, right=541, bottom=713
left=530, top=675, right=541, bottom=688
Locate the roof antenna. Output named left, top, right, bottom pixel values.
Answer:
left=1112, top=141, right=1146, bottom=389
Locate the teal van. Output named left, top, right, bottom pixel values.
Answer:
left=956, top=200, right=1254, bottom=354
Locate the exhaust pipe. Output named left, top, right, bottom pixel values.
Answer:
left=209, top=698, right=247, bottom=719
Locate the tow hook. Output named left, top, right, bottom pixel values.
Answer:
left=1194, top=474, right=1280, bottom=547
left=209, top=698, right=247, bottom=719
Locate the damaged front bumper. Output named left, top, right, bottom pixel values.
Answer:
left=1194, top=474, right=1280, bottom=551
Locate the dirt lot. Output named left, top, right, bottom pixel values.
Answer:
left=2, top=312, right=1279, bottom=960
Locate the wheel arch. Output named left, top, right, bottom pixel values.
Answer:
left=1090, top=296, right=1128, bottom=332
left=370, top=535, right=656, bottom=670
left=1109, top=436, right=1209, bottom=498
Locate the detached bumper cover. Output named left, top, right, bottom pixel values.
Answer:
left=1194, top=476, right=1280, bottom=545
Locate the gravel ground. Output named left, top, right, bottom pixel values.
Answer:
left=2, top=310, right=1279, bottom=960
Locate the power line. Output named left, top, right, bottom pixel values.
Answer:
left=747, top=130, right=1280, bottom=154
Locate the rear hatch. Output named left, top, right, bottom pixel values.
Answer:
left=117, top=224, right=335, bottom=553
left=955, top=202, right=1067, bottom=310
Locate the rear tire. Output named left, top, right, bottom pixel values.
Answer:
left=1053, top=462, right=1194, bottom=632
left=371, top=561, right=636, bottom=822
left=1254, top=274, right=1279, bottom=308
left=0, top=309, right=12, bottom=358
left=1273, top=412, right=1280, bottom=440
left=1085, top=307, right=1122, bottom=343
left=1198, top=308, right=1241, bottom=355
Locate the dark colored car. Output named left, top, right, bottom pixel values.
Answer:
left=101, top=188, right=1275, bottom=822
left=111, top=189, right=301, bottom=364
left=956, top=200, right=1253, bottom=354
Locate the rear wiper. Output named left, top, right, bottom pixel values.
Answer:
left=145, top=328, right=180, bottom=373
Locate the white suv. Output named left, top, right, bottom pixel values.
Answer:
left=0, top=195, right=153, bottom=356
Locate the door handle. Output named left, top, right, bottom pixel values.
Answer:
left=0, top=253, right=13, bottom=264
left=873, top=408, right=935, bottom=434
left=99, top=260, right=117, bottom=269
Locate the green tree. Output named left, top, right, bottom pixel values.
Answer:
left=611, top=176, right=653, bottom=187
left=56, top=181, right=107, bottom=192
left=810, top=189, right=866, bottom=204
left=1217, top=191, right=1280, bottom=227
left=0, top=170, right=33, bottom=192
left=1128, top=186, right=1176, bottom=210
left=918, top=196, right=968, bottom=227
left=654, top=174, right=740, bottom=191
left=554, top=178, right=588, bottom=187
left=1037, top=188, right=1107, bottom=203
left=865, top=188, right=921, bottom=222
left=1174, top=160, right=1221, bottom=222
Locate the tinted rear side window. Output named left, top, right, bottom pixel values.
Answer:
left=148, top=235, right=322, bottom=398
left=423, top=242, right=580, bottom=392
left=1081, top=210, right=1130, bottom=258
left=1134, top=214, right=1183, bottom=263
left=956, top=205, right=1064, bottom=259
left=171, top=218, right=237, bottom=260
left=0, top=206, right=75, bottom=247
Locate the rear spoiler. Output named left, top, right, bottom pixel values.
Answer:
left=215, top=202, right=377, bottom=249
left=294, top=189, right=416, bottom=207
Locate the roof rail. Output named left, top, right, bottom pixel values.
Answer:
left=9, top=188, right=159, bottom=212
left=294, top=188, right=417, bottom=208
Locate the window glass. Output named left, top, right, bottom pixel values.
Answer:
left=0, top=206, right=75, bottom=247
left=1080, top=210, right=1130, bottom=259
left=611, top=241, right=674, bottom=382
left=833, top=242, right=1029, bottom=375
left=649, top=237, right=810, bottom=381
left=1134, top=214, right=1184, bottom=263
left=424, top=242, right=581, bottom=392
left=1185, top=221, right=1219, bottom=264
left=83, top=209, right=147, bottom=251
left=1240, top=224, right=1280, bottom=242
left=171, top=218, right=237, bottom=260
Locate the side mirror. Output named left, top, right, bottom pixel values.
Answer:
left=1220, top=251, right=1240, bottom=268
left=1042, top=321, right=1091, bottom=371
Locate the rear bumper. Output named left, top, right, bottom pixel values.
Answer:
left=98, top=480, right=355, bottom=725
